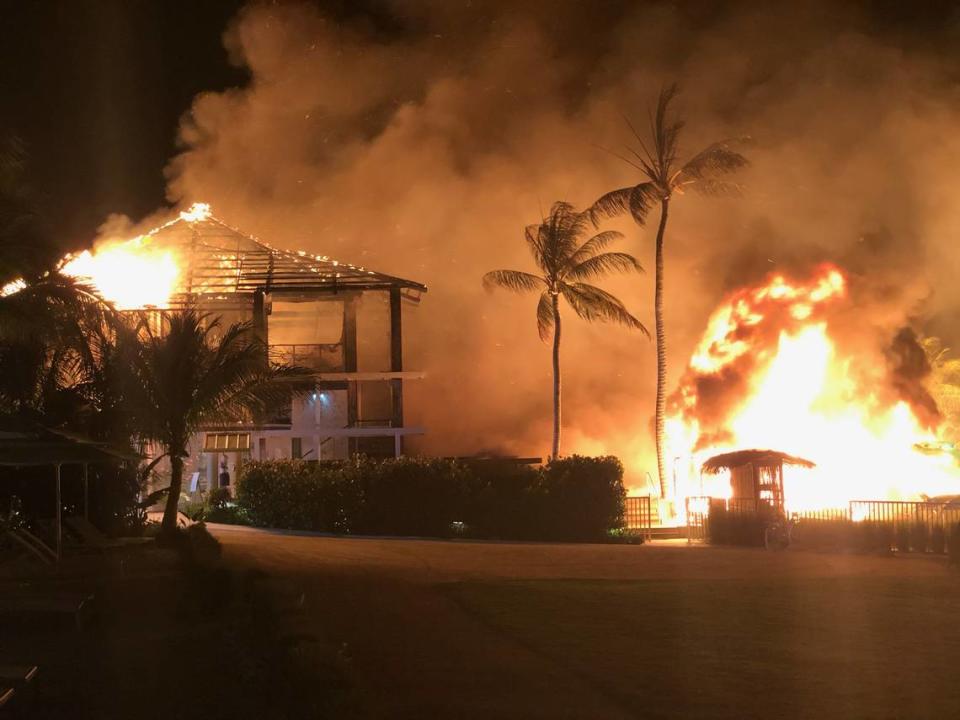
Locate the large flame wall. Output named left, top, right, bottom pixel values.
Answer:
left=667, top=266, right=960, bottom=511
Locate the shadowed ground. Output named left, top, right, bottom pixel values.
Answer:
left=210, top=525, right=960, bottom=719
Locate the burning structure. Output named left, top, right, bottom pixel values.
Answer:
left=701, top=449, right=815, bottom=514
left=63, top=203, right=426, bottom=491
left=665, top=264, right=960, bottom=520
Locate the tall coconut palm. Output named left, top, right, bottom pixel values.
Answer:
left=483, top=201, right=648, bottom=458
left=589, top=84, right=748, bottom=499
left=124, top=308, right=315, bottom=535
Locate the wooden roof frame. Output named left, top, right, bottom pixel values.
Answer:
left=133, top=211, right=426, bottom=307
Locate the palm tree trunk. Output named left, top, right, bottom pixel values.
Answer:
left=551, top=294, right=562, bottom=459
left=161, top=451, right=183, bottom=536
left=654, top=198, right=670, bottom=499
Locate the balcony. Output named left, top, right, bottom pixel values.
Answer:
left=268, top=343, right=344, bottom=372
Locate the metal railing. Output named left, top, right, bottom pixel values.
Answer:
left=685, top=496, right=711, bottom=542
left=624, top=496, right=653, bottom=541
left=684, top=496, right=960, bottom=553
left=848, top=499, right=960, bottom=526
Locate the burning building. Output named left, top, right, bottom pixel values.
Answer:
left=64, top=203, right=426, bottom=491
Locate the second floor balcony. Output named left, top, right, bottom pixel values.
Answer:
left=269, top=343, right=344, bottom=372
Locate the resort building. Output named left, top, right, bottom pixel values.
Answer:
left=118, top=205, right=426, bottom=492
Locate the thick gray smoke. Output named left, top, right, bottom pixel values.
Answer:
left=145, top=1, right=960, bottom=486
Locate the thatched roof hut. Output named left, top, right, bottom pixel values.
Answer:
left=701, top=449, right=815, bottom=511
left=702, top=449, right=815, bottom=474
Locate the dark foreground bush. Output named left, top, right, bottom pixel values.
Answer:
left=236, top=454, right=627, bottom=542
left=540, top=456, right=626, bottom=542
left=462, top=460, right=544, bottom=540
left=357, top=456, right=471, bottom=537
left=237, top=460, right=362, bottom=532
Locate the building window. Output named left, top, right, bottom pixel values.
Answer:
left=203, top=432, right=251, bottom=452
left=291, top=437, right=302, bottom=459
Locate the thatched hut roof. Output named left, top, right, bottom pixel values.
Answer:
left=701, top=449, right=815, bottom=475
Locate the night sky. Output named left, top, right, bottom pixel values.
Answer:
left=2, top=0, right=960, bottom=251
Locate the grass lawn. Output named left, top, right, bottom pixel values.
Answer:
left=449, top=574, right=960, bottom=719
left=0, top=530, right=349, bottom=719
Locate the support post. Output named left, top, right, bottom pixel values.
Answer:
left=342, top=297, right=359, bottom=454
left=389, top=288, right=404, bottom=455
left=83, top=463, right=89, bottom=521
left=55, top=464, right=62, bottom=563
left=253, top=290, right=269, bottom=348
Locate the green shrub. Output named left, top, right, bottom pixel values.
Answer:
left=237, top=459, right=362, bottom=532
left=357, top=456, right=471, bottom=537
left=539, top=456, right=626, bottom=542
left=207, top=487, right=232, bottom=510
left=204, top=503, right=252, bottom=525
left=235, top=455, right=627, bottom=541
left=461, top=460, right=544, bottom=540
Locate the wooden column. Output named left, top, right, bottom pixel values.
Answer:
left=389, top=288, right=404, bottom=455
left=253, top=290, right=269, bottom=347
left=343, top=297, right=359, bottom=454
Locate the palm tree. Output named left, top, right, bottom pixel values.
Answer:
left=483, top=201, right=648, bottom=458
left=589, top=84, right=748, bottom=499
left=124, top=308, right=315, bottom=535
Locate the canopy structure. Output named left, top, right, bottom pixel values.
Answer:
left=0, top=426, right=137, bottom=562
left=128, top=206, right=426, bottom=305
left=701, top=449, right=815, bottom=474
left=701, top=449, right=815, bottom=512
left=0, top=428, right=137, bottom=467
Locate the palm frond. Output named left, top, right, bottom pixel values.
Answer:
left=686, top=178, right=745, bottom=198
left=679, top=140, right=749, bottom=184
left=482, top=269, right=544, bottom=293
left=545, top=202, right=585, bottom=268
left=587, top=182, right=657, bottom=225
left=523, top=223, right=547, bottom=269
left=651, top=83, right=683, bottom=176
left=560, top=282, right=649, bottom=336
left=567, top=230, right=623, bottom=267
left=536, top=291, right=554, bottom=342
left=566, top=252, right=643, bottom=282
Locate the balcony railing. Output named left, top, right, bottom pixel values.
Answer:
left=268, top=343, right=344, bottom=372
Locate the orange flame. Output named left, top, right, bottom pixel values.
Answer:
left=666, top=264, right=960, bottom=514
left=57, top=202, right=213, bottom=310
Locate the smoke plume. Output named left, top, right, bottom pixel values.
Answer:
left=121, top=0, right=960, bottom=485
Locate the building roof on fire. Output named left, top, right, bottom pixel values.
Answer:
left=140, top=203, right=426, bottom=301
left=701, top=449, right=816, bottom=474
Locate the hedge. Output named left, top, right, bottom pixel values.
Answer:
left=235, top=454, right=626, bottom=542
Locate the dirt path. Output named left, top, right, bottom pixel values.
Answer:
left=210, top=525, right=953, bottom=719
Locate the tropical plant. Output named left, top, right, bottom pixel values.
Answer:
left=124, top=308, right=315, bottom=535
left=0, top=132, right=118, bottom=431
left=589, top=84, right=748, bottom=498
left=483, top=201, right=648, bottom=458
